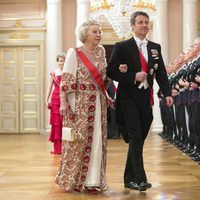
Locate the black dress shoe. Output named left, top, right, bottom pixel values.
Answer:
left=124, top=182, right=139, bottom=190
left=138, top=181, right=152, bottom=191
left=192, top=155, right=200, bottom=162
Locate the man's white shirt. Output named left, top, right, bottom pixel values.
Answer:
left=134, top=36, right=149, bottom=89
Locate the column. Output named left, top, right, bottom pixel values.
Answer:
left=153, top=0, right=168, bottom=62
left=45, top=0, right=62, bottom=132
left=183, top=0, right=198, bottom=51
left=152, top=0, right=168, bottom=133
left=76, top=0, right=90, bottom=46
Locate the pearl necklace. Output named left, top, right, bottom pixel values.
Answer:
left=83, top=45, right=96, bottom=54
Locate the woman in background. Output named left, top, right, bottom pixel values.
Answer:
left=45, top=52, right=66, bottom=155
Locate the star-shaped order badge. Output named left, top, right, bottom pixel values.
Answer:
left=150, top=63, right=158, bottom=76
left=151, top=49, right=159, bottom=60
left=153, top=63, right=158, bottom=70
left=150, top=68, right=154, bottom=76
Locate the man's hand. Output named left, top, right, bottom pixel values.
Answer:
left=166, top=96, right=173, bottom=107
left=135, top=71, right=147, bottom=82
left=195, top=75, right=200, bottom=83
left=60, top=104, right=70, bottom=116
left=190, top=82, right=198, bottom=90
left=172, top=89, right=178, bottom=96
left=119, top=64, right=128, bottom=73
left=178, top=78, right=185, bottom=86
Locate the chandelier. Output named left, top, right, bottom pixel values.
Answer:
left=89, top=0, right=156, bottom=39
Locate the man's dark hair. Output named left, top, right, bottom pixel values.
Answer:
left=130, top=11, right=149, bottom=25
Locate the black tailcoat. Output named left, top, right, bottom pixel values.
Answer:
left=107, top=37, right=171, bottom=184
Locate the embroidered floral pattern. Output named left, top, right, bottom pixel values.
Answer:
left=56, top=45, right=107, bottom=192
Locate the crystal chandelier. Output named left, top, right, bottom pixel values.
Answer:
left=89, top=0, right=156, bottom=39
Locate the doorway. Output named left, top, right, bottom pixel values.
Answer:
left=0, top=46, right=41, bottom=133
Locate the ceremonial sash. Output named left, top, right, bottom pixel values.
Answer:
left=51, top=71, right=60, bottom=87
left=138, top=50, right=154, bottom=106
left=75, top=48, right=109, bottom=99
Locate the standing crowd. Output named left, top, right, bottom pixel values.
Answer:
left=158, top=38, right=200, bottom=164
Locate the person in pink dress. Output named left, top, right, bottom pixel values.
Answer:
left=45, top=53, right=66, bottom=155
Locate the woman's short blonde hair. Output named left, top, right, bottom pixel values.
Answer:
left=77, top=20, right=101, bottom=43
left=56, top=52, right=66, bottom=62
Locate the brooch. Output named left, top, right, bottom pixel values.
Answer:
left=151, top=49, right=159, bottom=60
left=150, top=68, right=154, bottom=75
left=153, top=63, right=158, bottom=70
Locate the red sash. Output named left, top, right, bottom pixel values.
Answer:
left=139, top=51, right=148, bottom=73
left=51, top=71, right=60, bottom=87
left=75, top=48, right=107, bottom=97
left=138, top=51, right=154, bottom=106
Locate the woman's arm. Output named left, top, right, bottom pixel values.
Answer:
left=45, top=74, right=53, bottom=107
left=60, top=48, right=77, bottom=115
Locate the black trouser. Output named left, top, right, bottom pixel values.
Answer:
left=186, top=103, right=195, bottom=148
left=107, top=106, right=118, bottom=139
left=159, top=101, right=167, bottom=135
left=194, top=101, right=200, bottom=150
left=167, top=106, right=177, bottom=140
left=179, top=103, right=188, bottom=143
left=121, top=90, right=153, bottom=184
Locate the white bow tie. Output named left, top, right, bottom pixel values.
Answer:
left=140, top=40, right=148, bottom=45
left=139, top=40, right=148, bottom=48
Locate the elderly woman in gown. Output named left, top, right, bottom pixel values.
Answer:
left=55, top=20, right=110, bottom=194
